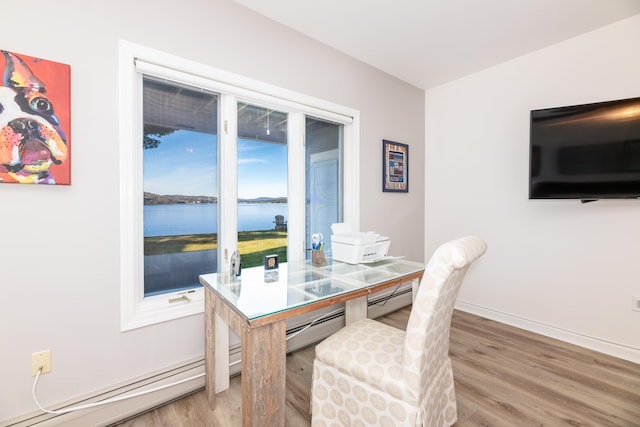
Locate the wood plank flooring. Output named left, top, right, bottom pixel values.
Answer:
left=113, top=308, right=640, bottom=426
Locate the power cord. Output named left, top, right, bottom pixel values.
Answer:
left=286, top=307, right=343, bottom=342
left=32, top=367, right=204, bottom=415
left=372, top=282, right=403, bottom=306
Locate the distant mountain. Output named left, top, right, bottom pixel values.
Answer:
left=144, top=192, right=286, bottom=205
left=239, top=197, right=287, bottom=204
left=144, top=192, right=217, bottom=205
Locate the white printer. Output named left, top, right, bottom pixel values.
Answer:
left=330, top=223, right=391, bottom=264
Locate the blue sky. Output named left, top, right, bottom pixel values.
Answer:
left=143, top=130, right=287, bottom=198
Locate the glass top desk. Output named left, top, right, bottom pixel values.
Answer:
left=199, top=257, right=425, bottom=427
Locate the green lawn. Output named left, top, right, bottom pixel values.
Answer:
left=144, top=230, right=287, bottom=268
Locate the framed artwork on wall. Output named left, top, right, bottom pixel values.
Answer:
left=0, top=50, right=71, bottom=185
left=382, top=139, right=408, bottom=192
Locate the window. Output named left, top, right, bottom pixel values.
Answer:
left=237, top=103, right=289, bottom=267
left=306, top=117, right=343, bottom=253
left=119, top=41, right=360, bottom=330
left=143, top=77, right=219, bottom=297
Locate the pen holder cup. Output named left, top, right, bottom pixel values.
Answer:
left=312, top=249, right=327, bottom=266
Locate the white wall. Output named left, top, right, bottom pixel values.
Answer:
left=426, top=14, right=640, bottom=362
left=0, top=0, right=424, bottom=421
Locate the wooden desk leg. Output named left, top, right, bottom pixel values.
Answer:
left=205, top=290, right=231, bottom=410
left=205, top=288, right=216, bottom=410
left=345, top=296, right=368, bottom=325
left=241, top=320, right=286, bottom=427
left=215, top=314, right=230, bottom=393
left=411, top=277, right=420, bottom=303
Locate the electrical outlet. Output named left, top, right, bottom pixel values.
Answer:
left=633, top=296, right=640, bottom=312
left=31, top=350, right=52, bottom=377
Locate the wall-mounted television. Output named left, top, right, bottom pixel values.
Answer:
left=529, top=96, right=640, bottom=201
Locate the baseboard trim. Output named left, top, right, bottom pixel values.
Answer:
left=2, top=359, right=205, bottom=427
left=455, top=300, right=640, bottom=364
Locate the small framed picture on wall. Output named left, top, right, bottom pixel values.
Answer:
left=382, top=140, right=408, bottom=193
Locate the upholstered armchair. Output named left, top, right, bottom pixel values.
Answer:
left=311, top=236, right=487, bottom=426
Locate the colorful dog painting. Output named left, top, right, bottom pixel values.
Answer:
left=0, top=50, right=70, bottom=184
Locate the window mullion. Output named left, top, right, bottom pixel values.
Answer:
left=287, top=112, right=305, bottom=261
left=218, top=94, right=238, bottom=273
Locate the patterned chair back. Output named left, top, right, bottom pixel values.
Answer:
left=402, top=236, right=487, bottom=401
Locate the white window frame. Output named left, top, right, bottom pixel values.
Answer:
left=119, top=40, right=360, bottom=331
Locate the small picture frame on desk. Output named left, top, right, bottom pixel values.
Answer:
left=264, top=254, right=279, bottom=270
left=382, top=139, right=409, bottom=193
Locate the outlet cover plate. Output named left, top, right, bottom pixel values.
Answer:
left=31, top=350, right=52, bottom=376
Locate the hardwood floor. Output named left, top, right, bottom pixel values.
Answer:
left=113, top=308, right=640, bottom=426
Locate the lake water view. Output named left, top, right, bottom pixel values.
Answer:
left=144, top=203, right=287, bottom=237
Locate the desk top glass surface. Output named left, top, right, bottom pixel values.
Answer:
left=199, top=258, right=425, bottom=320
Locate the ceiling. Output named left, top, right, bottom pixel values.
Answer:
left=233, top=0, right=640, bottom=90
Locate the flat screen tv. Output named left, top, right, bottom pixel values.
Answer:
left=529, top=96, right=640, bottom=200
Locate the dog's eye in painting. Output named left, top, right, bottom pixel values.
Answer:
left=30, top=97, right=54, bottom=115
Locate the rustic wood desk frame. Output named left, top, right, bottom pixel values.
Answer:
left=200, top=258, right=425, bottom=427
